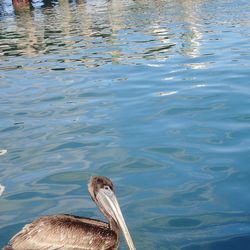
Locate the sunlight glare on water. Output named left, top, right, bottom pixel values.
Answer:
left=0, top=0, right=250, bottom=249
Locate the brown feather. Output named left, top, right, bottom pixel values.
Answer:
left=7, top=214, right=119, bottom=250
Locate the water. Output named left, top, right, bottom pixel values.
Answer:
left=0, top=0, right=250, bottom=248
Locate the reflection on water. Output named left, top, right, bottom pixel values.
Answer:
left=0, top=149, right=7, bottom=156
left=0, top=0, right=208, bottom=61
left=1, top=0, right=250, bottom=249
left=0, top=184, right=5, bottom=196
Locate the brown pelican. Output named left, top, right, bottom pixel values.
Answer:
left=4, top=176, right=136, bottom=250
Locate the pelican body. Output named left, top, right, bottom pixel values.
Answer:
left=4, top=176, right=136, bottom=250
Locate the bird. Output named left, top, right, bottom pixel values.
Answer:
left=4, top=176, right=136, bottom=250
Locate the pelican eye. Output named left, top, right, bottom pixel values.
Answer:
left=104, top=185, right=111, bottom=190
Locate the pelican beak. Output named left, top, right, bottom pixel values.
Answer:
left=96, top=187, right=136, bottom=250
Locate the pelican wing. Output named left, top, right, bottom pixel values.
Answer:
left=8, top=215, right=118, bottom=250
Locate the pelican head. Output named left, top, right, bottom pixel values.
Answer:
left=88, top=176, right=136, bottom=250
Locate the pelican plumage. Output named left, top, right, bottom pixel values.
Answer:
left=4, top=176, right=136, bottom=250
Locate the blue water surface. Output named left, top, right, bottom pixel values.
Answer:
left=0, top=0, right=250, bottom=249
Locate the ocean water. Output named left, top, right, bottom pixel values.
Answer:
left=0, top=0, right=250, bottom=249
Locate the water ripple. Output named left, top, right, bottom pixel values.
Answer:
left=0, top=0, right=250, bottom=249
